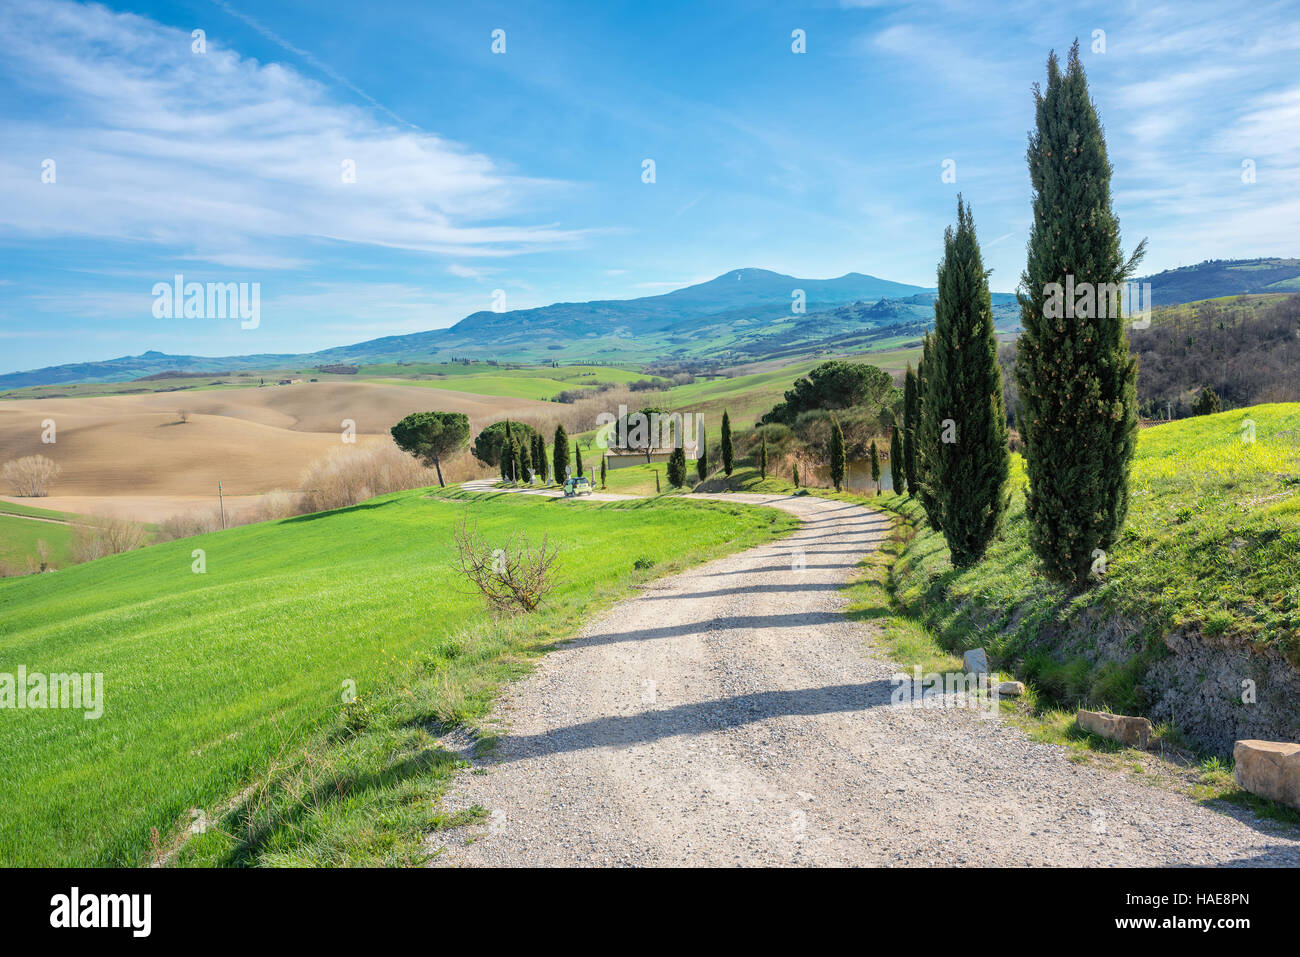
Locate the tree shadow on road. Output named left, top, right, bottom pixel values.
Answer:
left=481, top=679, right=899, bottom=765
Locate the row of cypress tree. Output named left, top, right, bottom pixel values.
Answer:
left=898, top=42, right=1141, bottom=588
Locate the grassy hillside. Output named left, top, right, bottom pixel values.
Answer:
left=0, top=514, right=73, bottom=570
left=871, top=404, right=1299, bottom=730
left=1140, top=258, right=1300, bottom=305
left=0, top=489, right=797, bottom=865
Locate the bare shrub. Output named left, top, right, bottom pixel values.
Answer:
left=258, top=489, right=298, bottom=521
left=2, top=455, right=62, bottom=496
left=453, top=513, right=558, bottom=614
left=155, top=508, right=224, bottom=542
left=299, top=442, right=436, bottom=513
left=72, top=517, right=146, bottom=562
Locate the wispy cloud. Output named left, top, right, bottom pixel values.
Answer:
left=0, top=0, right=588, bottom=266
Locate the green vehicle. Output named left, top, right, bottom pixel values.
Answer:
left=563, top=476, right=593, bottom=497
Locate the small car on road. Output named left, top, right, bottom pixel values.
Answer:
left=563, top=476, right=593, bottom=497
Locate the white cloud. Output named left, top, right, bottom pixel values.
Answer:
left=0, top=0, right=587, bottom=266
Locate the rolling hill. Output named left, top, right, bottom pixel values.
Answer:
left=3, top=258, right=1295, bottom=390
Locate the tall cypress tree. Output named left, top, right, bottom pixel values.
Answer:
left=889, top=426, right=904, bottom=495
left=696, top=425, right=708, bottom=481
left=575, top=445, right=584, bottom=478
left=1016, top=42, right=1144, bottom=587
left=902, top=364, right=919, bottom=495
left=534, top=434, right=548, bottom=483
left=600, top=454, right=607, bottom=488
left=759, top=433, right=768, bottom=479
left=721, top=410, right=734, bottom=476
left=925, top=197, right=1010, bottom=566
left=829, top=413, right=846, bottom=492
left=915, top=333, right=944, bottom=530
left=666, top=445, right=686, bottom=487
left=869, top=439, right=881, bottom=495
left=519, top=434, right=533, bottom=483
left=553, top=425, right=570, bottom=482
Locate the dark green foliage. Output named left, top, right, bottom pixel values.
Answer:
left=390, top=411, right=469, bottom=488
left=829, top=413, right=846, bottom=492
left=1193, top=386, right=1221, bottom=416
left=666, top=446, right=687, bottom=487
left=553, top=425, right=570, bottom=482
left=721, top=410, right=734, bottom=475
left=925, top=197, right=1011, bottom=566
left=518, top=435, right=533, bottom=483
left=759, top=434, right=768, bottom=479
left=1016, top=43, right=1144, bottom=587
left=869, top=440, right=880, bottom=495
left=902, top=364, right=919, bottom=495
left=793, top=463, right=800, bottom=487
left=889, top=426, right=904, bottom=495
left=574, top=445, right=584, bottom=478
left=696, top=425, right=708, bottom=481
left=915, top=334, right=943, bottom=531
left=600, top=455, right=607, bottom=488
left=761, top=360, right=897, bottom=425
left=471, top=420, right=538, bottom=468
left=533, top=434, right=549, bottom=483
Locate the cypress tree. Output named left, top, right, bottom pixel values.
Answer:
left=721, top=410, right=734, bottom=476
left=600, top=454, right=607, bottom=488
left=793, top=463, right=799, bottom=488
left=696, top=425, right=708, bottom=481
left=759, top=433, right=768, bottom=479
left=926, top=197, right=1010, bottom=566
left=915, top=332, right=944, bottom=530
left=1016, top=42, right=1144, bottom=587
left=553, top=425, right=570, bottom=482
left=535, top=435, right=549, bottom=483
left=519, top=434, right=533, bottom=483
left=829, top=413, right=846, bottom=492
left=575, top=445, right=584, bottom=478
left=666, top=445, right=686, bottom=487
left=869, top=439, right=881, bottom=495
left=889, top=426, right=904, bottom=495
left=902, top=364, right=919, bottom=495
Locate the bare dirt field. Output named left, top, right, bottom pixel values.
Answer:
left=0, top=381, right=549, bottom=519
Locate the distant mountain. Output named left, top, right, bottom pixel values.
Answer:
left=1138, top=258, right=1300, bottom=306
left=0, top=350, right=299, bottom=391
left=2, top=269, right=935, bottom=389
left=4, top=259, right=1294, bottom=390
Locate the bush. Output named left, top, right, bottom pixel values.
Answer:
left=72, top=517, right=145, bottom=562
left=2, top=455, right=61, bottom=496
left=300, top=444, right=436, bottom=514
left=452, top=514, right=558, bottom=614
left=156, top=509, right=223, bottom=541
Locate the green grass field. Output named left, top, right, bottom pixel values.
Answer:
left=0, top=514, right=74, bottom=569
left=861, top=403, right=1300, bottom=716
left=371, top=363, right=658, bottom=401
left=0, top=488, right=796, bottom=866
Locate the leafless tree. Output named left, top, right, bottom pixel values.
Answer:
left=1, top=455, right=61, bottom=496
left=452, top=513, right=558, bottom=614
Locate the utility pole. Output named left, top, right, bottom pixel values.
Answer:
left=218, top=481, right=226, bottom=529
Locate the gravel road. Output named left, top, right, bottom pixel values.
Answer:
left=432, top=491, right=1300, bottom=866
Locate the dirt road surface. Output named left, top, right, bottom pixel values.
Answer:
left=432, top=491, right=1300, bottom=866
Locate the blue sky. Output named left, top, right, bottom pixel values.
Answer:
left=1, top=0, right=1297, bottom=372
